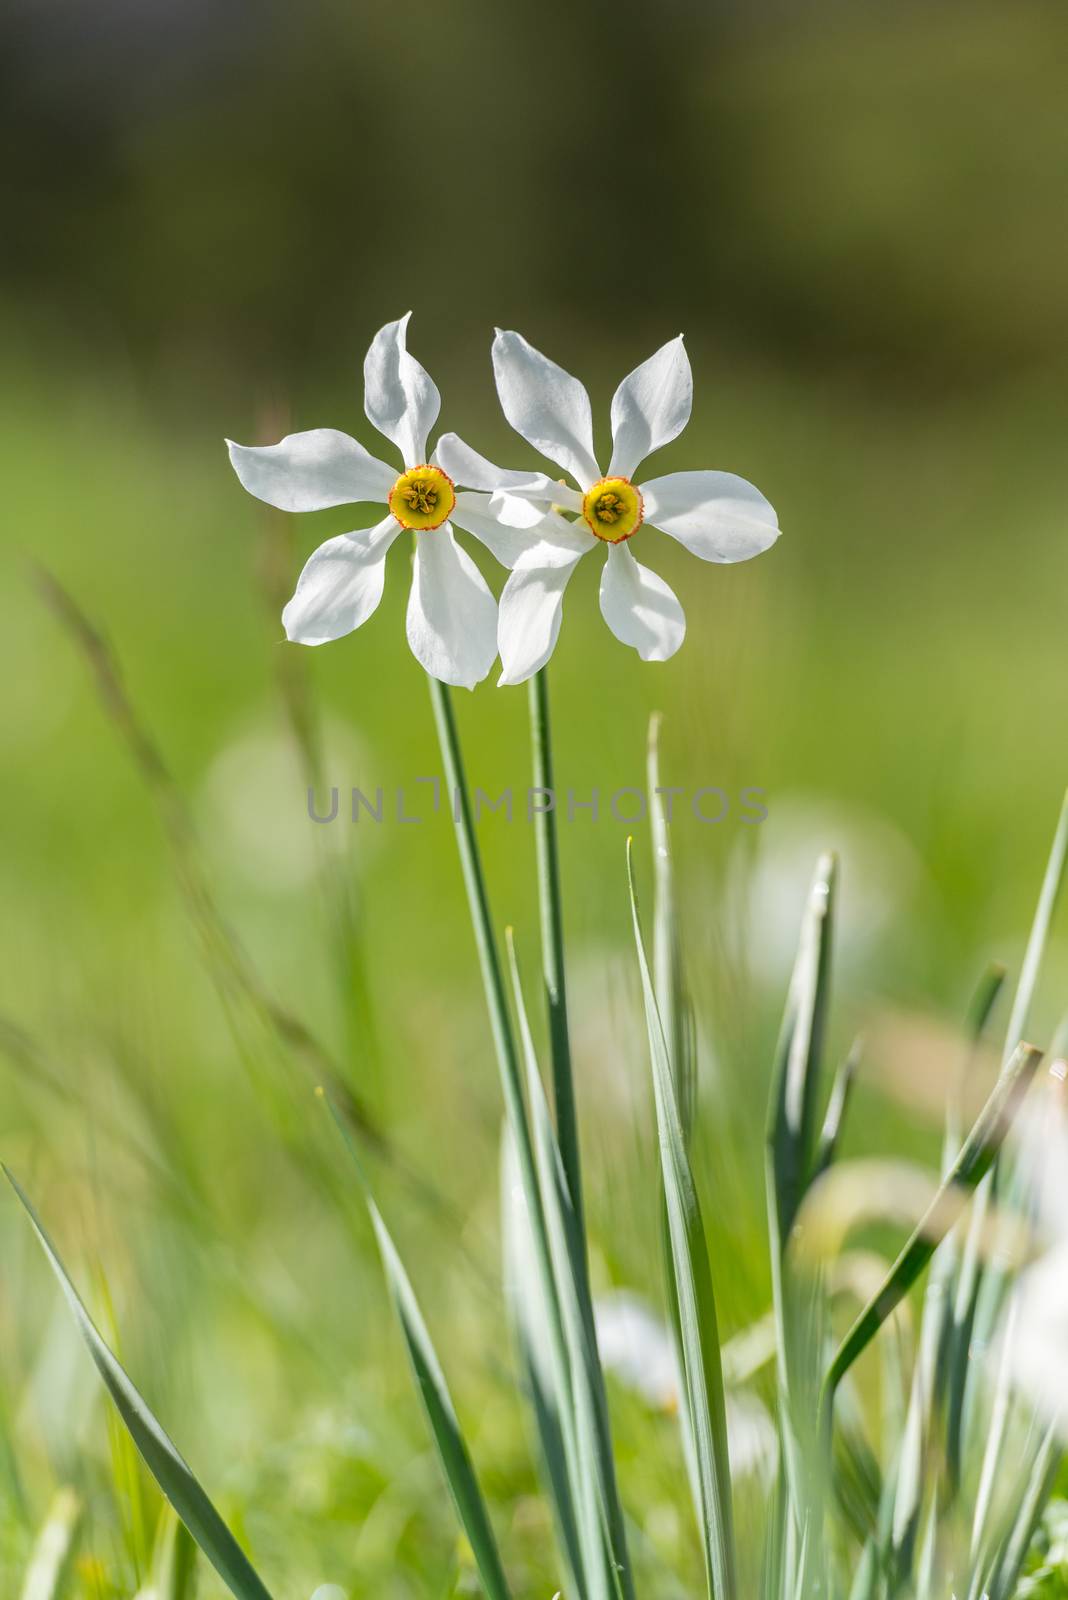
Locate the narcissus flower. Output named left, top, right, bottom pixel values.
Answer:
left=437, top=330, right=780, bottom=685
left=228, top=315, right=525, bottom=689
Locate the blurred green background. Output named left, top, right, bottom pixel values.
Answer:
left=2, top=0, right=1068, bottom=1592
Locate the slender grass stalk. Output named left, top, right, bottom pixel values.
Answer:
left=529, top=666, right=584, bottom=1231
left=765, top=854, right=837, bottom=1591
left=628, top=841, right=737, bottom=1600
left=34, top=566, right=386, bottom=1156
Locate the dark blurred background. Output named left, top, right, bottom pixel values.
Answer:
left=6, top=0, right=1067, bottom=385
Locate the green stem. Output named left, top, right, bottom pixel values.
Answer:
left=428, top=675, right=526, bottom=1141
left=528, top=667, right=584, bottom=1227
left=429, top=675, right=635, bottom=1599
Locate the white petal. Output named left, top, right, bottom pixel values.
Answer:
left=406, top=526, right=498, bottom=688
left=642, top=470, right=780, bottom=563
left=488, top=493, right=554, bottom=530
left=497, top=555, right=583, bottom=685
left=452, top=494, right=592, bottom=572
left=227, top=430, right=394, bottom=512
left=491, top=329, right=600, bottom=489
left=436, top=432, right=582, bottom=511
left=608, top=336, right=692, bottom=479
left=449, top=491, right=541, bottom=569
left=598, top=544, right=685, bottom=661
left=282, top=517, right=400, bottom=645
left=363, top=312, right=441, bottom=468
left=450, top=492, right=552, bottom=570
left=511, top=509, right=595, bottom=567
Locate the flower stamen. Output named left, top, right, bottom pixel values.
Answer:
left=582, top=477, right=644, bottom=543
left=389, top=465, right=456, bottom=531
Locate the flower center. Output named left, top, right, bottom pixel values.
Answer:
left=581, top=476, right=644, bottom=543
left=388, top=465, right=456, bottom=531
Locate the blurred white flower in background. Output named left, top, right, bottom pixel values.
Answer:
left=996, top=1071, right=1068, bottom=1436
left=594, top=1290, right=777, bottom=1482
left=198, top=715, right=376, bottom=892
left=596, top=1290, right=679, bottom=1410
left=728, top=793, right=928, bottom=987
left=437, top=329, right=780, bottom=683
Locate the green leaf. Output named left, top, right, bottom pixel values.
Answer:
left=812, top=1039, right=860, bottom=1181
left=764, top=855, right=837, bottom=1589
left=767, top=853, right=837, bottom=1251
left=628, top=841, right=737, bottom=1600
left=322, top=1106, right=512, bottom=1600
left=884, top=972, right=1004, bottom=1585
left=364, top=1199, right=514, bottom=1600
left=973, top=1425, right=1060, bottom=1600
left=820, top=1040, right=1042, bottom=1431
left=647, top=711, right=696, bottom=1142
left=4, top=1166, right=274, bottom=1600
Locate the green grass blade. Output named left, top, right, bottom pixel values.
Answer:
left=813, top=1038, right=861, bottom=1181
left=95, top=1265, right=152, bottom=1583
left=948, top=797, right=1068, bottom=1490
left=322, top=1107, right=513, bottom=1600
left=767, top=853, right=837, bottom=1250
left=364, top=1200, right=514, bottom=1600
left=846, top=1538, right=878, bottom=1600
left=967, top=1424, right=1060, bottom=1600
left=648, top=711, right=696, bottom=1141
left=159, top=1514, right=198, bottom=1600
left=628, top=841, right=737, bottom=1600
left=988, top=1428, right=1062, bottom=1600
left=765, top=856, right=837, bottom=1571
left=936, top=964, right=1006, bottom=1494
left=4, top=1167, right=275, bottom=1600
left=969, top=1297, right=1019, bottom=1562
left=18, top=1488, right=81, bottom=1600
left=884, top=971, right=1000, bottom=1586
left=820, top=1040, right=1041, bottom=1430
left=1003, top=789, right=1068, bottom=1065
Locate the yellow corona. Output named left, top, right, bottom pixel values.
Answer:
left=388, top=465, right=456, bottom=531
left=581, top=476, right=644, bottom=543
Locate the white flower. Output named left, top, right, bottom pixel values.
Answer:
left=228, top=314, right=520, bottom=689
left=594, top=1290, right=778, bottom=1482
left=995, top=1082, right=1068, bottom=1437
left=437, top=330, right=781, bottom=685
